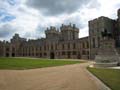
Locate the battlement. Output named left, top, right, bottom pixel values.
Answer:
left=45, top=26, right=60, bottom=34
left=60, top=23, right=79, bottom=32
left=11, top=33, right=26, bottom=43
left=89, top=16, right=114, bottom=25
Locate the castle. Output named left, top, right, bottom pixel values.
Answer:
left=0, top=24, right=89, bottom=59
left=0, top=8, right=120, bottom=60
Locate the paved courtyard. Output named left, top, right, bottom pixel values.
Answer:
left=0, top=62, right=100, bottom=90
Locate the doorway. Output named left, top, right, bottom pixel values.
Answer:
left=12, top=53, right=15, bottom=57
left=67, top=51, right=71, bottom=59
left=50, top=52, right=55, bottom=59
left=77, top=54, right=81, bottom=59
left=6, top=53, right=9, bottom=57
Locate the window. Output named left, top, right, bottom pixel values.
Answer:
left=55, top=44, right=57, bottom=50
left=36, top=53, right=38, bottom=56
left=73, top=51, right=76, bottom=55
left=51, top=45, right=53, bottom=50
left=86, top=41, right=89, bottom=48
left=87, top=51, right=89, bottom=55
left=12, top=47, right=15, bottom=52
left=62, top=44, right=64, bottom=49
left=82, top=50, right=86, bottom=55
left=36, top=47, right=38, bottom=51
left=47, top=45, right=49, bottom=50
left=40, top=53, right=42, bottom=57
left=98, top=37, right=100, bottom=48
left=44, top=53, right=47, bottom=56
left=73, top=43, right=76, bottom=49
left=68, top=43, right=70, bottom=49
left=44, top=46, right=46, bottom=51
left=93, top=38, right=95, bottom=48
left=32, top=53, right=34, bottom=56
left=39, top=46, right=41, bottom=51
left=6, top=48, right=9, bottom=52
left=62, top=51, right=65, bottom=55
left=82, top=43, right=85, bottom=48
left=67, top=51, right=71, bottom=55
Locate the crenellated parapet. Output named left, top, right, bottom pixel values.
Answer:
left=60, top=23, right=79, bottom=33
left=45, top=26, right=60, bottom=40
left=45, top=26, right=60, bottom=35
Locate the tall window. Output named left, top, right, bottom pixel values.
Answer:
left=98, top=37, right=100, bottom=48
left=51, top=45, right=53, bottom=50
left=73, top=51, right=76, bottom=55
left=93, top=38, right=95, bottom=48
left=68, top=43, right=70, bottom=49
left=6, top=48, right=9, bottom=52
left=82, top=43, right=85, bottom=48
left=62, top=44, right=64, bottom=49
left=86, top=41, right=89, bottom=48
left=55, top=44, right=57, bottom=50
left=62, top=51, right=65, bottom=55
left=47, top=45, right=49, bottom=50
left=73, top=43, right=76, bottom=49
left=44, top=46, right=46, bottom=51
left=12, top=47, right=15, bottom=52
left=39, top=46, right=41, bottom=51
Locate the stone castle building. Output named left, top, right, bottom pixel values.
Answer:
left=89, top=8, right=120, bottom=59
left=0, top=8, right=120, bottom=60
left=0, top=24, right=89, bottom=59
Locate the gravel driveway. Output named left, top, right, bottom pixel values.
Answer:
left=0, top=62, right=99, bottom=90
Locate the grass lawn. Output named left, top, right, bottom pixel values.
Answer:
left=0, top=57, right=83, bottom=70
left=88, top=67, right=120, bottom=90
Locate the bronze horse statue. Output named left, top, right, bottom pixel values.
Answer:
left=101, top=29, right=112, bottom=39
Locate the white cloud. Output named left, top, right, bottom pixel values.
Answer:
left=0, top=0, right=120, bottom=40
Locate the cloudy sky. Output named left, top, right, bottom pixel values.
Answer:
left=0, top=0, right=120, bottom=41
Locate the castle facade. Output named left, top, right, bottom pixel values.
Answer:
left=0, top=24, right=89, bottom=59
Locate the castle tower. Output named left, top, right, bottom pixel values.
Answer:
left=60, top=23, right=79, bottom=41
left=89, top=16, right=115, bottom=59
left=45, top=26, right=60, bottom=41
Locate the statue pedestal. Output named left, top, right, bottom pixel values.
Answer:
left=94, top=39, right=119, bottom=67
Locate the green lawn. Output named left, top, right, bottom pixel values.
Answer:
left=88, top=67, right=120, bottom=90
left=0, top=57, right=82, bottom=70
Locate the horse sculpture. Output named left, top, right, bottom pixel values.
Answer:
left=101, top=29, right=112, bottom=39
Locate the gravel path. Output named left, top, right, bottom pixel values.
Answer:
left=0, top=62, right=99, bottom=90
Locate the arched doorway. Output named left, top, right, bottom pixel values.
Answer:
left=67, top=51, right=71, bottom=59
left=77, top=53, right=81, bottom=59
left=50, top=52, right=54, bottom=59
left=6, top=53, right=9, bottom=57
left=12, top=53, right=15, bottom=57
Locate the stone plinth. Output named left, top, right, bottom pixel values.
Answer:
left=94, top=39, right=119, bottom=67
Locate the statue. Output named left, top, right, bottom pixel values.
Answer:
left=101, top=29, right=112, bottom=40
left=94, top=29, right=119, bottom=67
